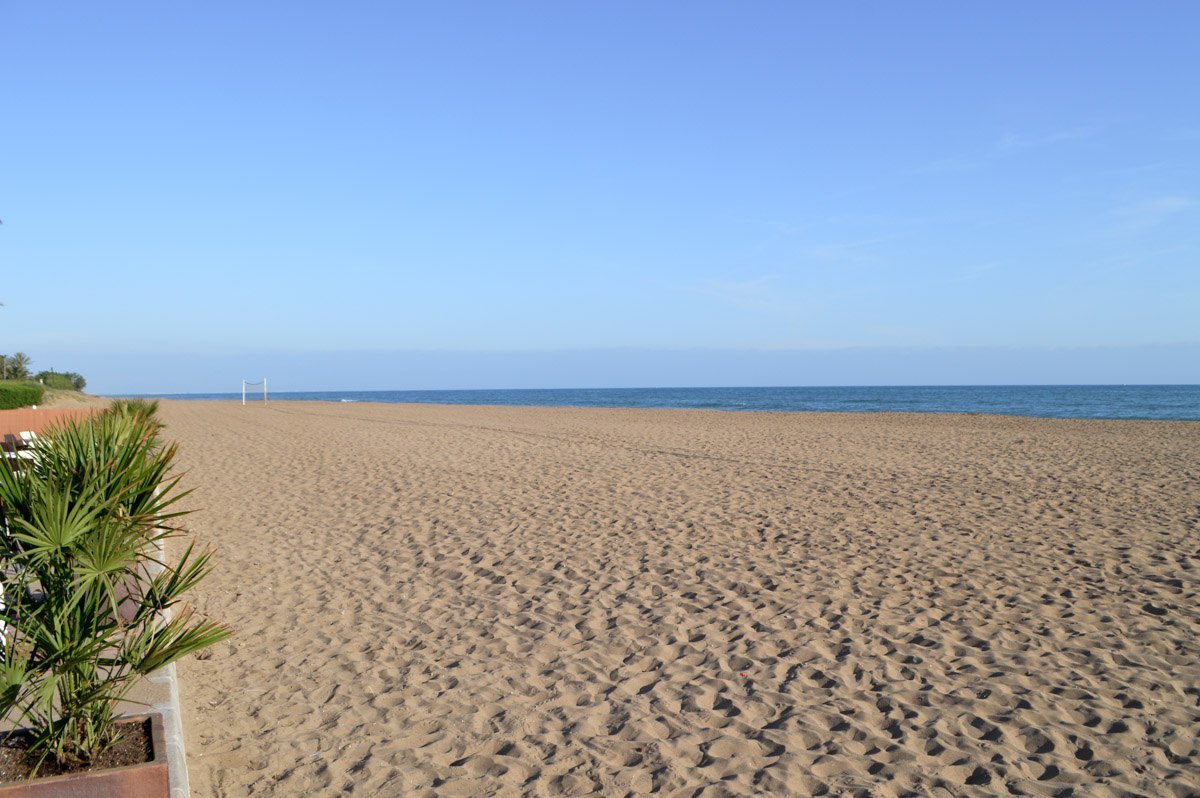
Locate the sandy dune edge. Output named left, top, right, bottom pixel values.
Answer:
left=163, top=401, right=1200, bottom=796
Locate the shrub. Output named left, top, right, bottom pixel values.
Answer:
left=33, top=371, right=86, bottom=392
left=0, top=381, right=45, bottom=410
left=0, top=409, right=230, bottom=773
left=106, top=398, right=159, bottom=424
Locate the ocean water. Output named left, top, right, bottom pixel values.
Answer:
left=125, top=385, right=1200, bottom=421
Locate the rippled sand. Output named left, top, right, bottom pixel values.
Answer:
left=163, top=401, right=1200, bottom=796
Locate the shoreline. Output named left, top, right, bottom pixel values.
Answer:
left=156, top=395, right=1200, bottom=426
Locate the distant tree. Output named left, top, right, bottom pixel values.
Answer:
left=7, top=352, right=31, bottom=381
left=1, top=353, right=21, bottom=380
left=35, top=370, right=87, bottom=391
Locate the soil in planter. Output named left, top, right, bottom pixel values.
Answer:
left=0, top=718, right=153, bottom=782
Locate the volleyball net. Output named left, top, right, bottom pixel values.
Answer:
left=241, top=379, right=267, bottom=405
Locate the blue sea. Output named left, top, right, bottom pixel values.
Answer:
left=125, top=385, right=1200, bottom=421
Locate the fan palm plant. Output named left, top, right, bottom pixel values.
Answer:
left=105, top=398, right=161, bottom=428
left=0, top=409, right=229, bottom=774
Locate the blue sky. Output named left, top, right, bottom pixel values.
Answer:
left=2, top=2, right=1198, bottom=392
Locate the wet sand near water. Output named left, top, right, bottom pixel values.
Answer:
left=162, top=401, right=1200, bottom=796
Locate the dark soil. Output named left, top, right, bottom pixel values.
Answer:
left=0, top=718, right=152, bottom=783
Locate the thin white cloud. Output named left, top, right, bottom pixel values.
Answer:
left=949, top=262, right=1000, bottom=283
left=1161, top=128, right=1200, bottom=142
left=995, top=126, right=1102, bottom=152
left=1109, top=195, right=1196, bottom=232
left=1061, top=161, right=1171, bottom=185
left=868, top=324, right=939, bottom=345
left=804, top=236, right=895, bottom=264
left=692, top=276, right=788, bottom=311
left=913, top=125, right=1104, bottom=174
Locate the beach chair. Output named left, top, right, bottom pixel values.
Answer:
left=2, top=433, right=36, bottom=463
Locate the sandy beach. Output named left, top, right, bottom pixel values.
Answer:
left=163, top=401, right=1200, bottom=796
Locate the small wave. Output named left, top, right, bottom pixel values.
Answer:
left=340, top=399, right=358, bottom=403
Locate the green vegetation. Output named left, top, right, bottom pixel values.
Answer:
left=0, top=381, right=45, bottom=410
left=106, top=398, right=159, bottom=426
left=33, top=371, right=86, bottom=392
left=0, top=354, right=87, bottom=406
left=0, top=353, right=31, bottom=382
left=0, top=406, right=230, bottom=773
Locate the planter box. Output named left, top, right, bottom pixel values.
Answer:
left=0, top=714, right=168, bottom=798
